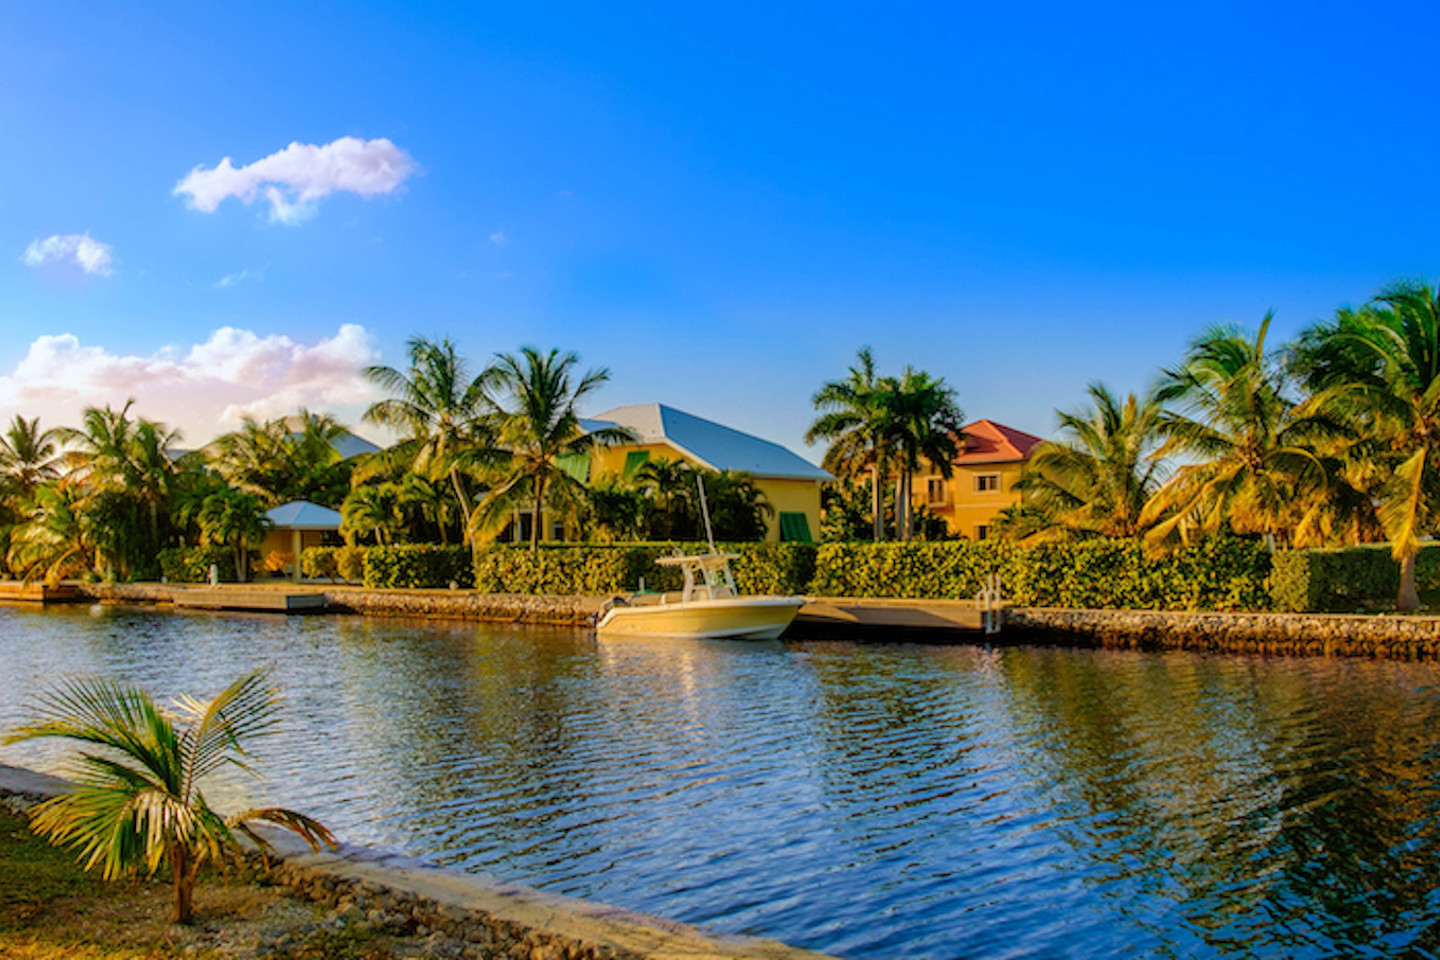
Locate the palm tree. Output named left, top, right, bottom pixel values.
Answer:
left=209, top=411, right=351, bottom=508
left=1293, top=282, right=1440, bottom=609
left=4, top=670, right=333, bottom=924
left=702, top=471, right=774, bottom=541
left=1141, top=313, right=1328, bottom=553
left=196, top=488, right=270, bottom=583
left=0, top=415, right=60, bottom=498
left=340, top=483, right=401, bottom=545
left=635, top=457, right=698, bottom=540
left=807, top=347, right=891, bottom=541
left=471, top=347, right=631, bottom=551
left=362, top=337, right=494, bottom=543
left=394, top=473, right=455, bottom=544
left=6, top=482, right=95, bottom=585
left=882, top=367, right=965, bottom=540
left=57, top=401, right=182, bottom=575
left=1016, top=383, right=1167, bottom=541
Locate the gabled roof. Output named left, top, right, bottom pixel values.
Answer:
left=955, top=420, right=1044, bottom=464
left=589, top=404, right=832, bottom=482
left=266, top=500, right=343, bottom=530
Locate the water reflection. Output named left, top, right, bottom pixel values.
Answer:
left=4, top=606, right=1440, bottom=959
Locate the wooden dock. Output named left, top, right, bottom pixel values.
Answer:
left=171, top=588, right=328, bottom=614
left=790, top=597, right=1008, bottom=638
left=0, top=582, right=81, bottom=604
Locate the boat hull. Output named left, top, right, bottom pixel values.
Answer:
left=596, top=597, right=804, bottom=640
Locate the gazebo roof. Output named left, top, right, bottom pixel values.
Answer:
left=266, top=500, right=343, bottom=531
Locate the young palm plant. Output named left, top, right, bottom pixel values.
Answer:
left=4, top=669, right=334, bottom=924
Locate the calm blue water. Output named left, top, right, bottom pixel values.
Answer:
left=3, top=604, right=1440, bottom=959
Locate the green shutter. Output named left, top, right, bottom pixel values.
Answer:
left=558, top=451, right=591, bottom=484
left=779, top=512, right=812, bottom=543
left=622, top=450, right=650, bottom=480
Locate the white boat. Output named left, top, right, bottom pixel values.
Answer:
left=595, top=475, right=804, bottom=641
left=595, top=551, right=804, bottom=640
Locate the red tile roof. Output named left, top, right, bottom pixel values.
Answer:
left=954, top=420, right=1044, bottom=464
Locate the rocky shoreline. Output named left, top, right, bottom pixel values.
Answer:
left=0, top=764, right=832, bottom=960
left=1006, top=607, right=1440, bottom=658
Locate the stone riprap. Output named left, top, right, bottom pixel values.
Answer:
left=0, top=764, right=834, bottom=960
left=1007, top=607, right=1440, bottom=658
left=323, top=586, right=604, bottom=626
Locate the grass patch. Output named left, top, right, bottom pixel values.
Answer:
left=0, top=807, right=403, bottom=959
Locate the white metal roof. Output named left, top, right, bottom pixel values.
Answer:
left=589, top=404, right=831, bottom=481
left=266, top=500, right=344, bottom=530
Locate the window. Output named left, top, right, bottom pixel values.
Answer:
left=974, top=524, right=990, bottom=541
left=975, top=473, right=1001, bottom=492
left=622, top=450, right=650, bottom=480
left=779, top=512, right=813, bottom=543
left=926, top=478, right=947, bottom=504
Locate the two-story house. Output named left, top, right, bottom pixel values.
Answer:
left=911, top=419, right=1043, bottom=540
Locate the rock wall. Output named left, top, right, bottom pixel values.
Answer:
left=323, top=587, right=604, bottom=626
left=1007, top=607, right=1440, bottom=659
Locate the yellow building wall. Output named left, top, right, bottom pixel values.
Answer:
left=911, top=460, right=1026, bottom=539
left=258, top=530, right=329, bottom=567
left=754, top=477, right=823, bottom=543
left=590, top=441, right=821, bottom=543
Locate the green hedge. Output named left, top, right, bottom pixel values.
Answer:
left=812, top=537, right=1273, bottom=611
left=158, top=546, right=238, bottom=583
left=1269, top=544, right=1440, bottom=612
left=300, top=546, right=340, bottom=581
left=471, top=542, right=818, bottom=596
left=363, top=545, right=475, bottom=590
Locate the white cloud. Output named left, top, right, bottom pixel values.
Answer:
left=0, top=324, right=384, bottom=443
left=489, top=228, right=507, bottom=246
left=23, top=234, right=116, bottom=276
left=174, top=136, right=418, bottom=224
left=213, top=267, right=264, bottom=289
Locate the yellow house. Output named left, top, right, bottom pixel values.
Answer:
left=580, top=403, right=831, bottom=542
left=911, top=419, right=1043, bottom=540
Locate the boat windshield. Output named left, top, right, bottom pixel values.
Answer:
left=655, top=553, right=738, bottom=601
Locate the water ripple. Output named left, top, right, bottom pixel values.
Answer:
left=4, top=606, right=1440, bottom=959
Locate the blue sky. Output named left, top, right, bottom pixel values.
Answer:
left=3, top=1, right=1438, bottom=456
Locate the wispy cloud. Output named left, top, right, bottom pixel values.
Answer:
left=174, top=136, right=418, bottom=225
left=23, top=233, right=115, bottom=276
left=213, top=266, right=265, bottom=289
left=489, top=227, right=507, bottom=246
left=0, top=324, right=382, bottom=441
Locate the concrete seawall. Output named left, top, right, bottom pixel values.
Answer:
left=0, top=763, right=834, bottom=960
left=1007, top=607, right=1440, bottom=659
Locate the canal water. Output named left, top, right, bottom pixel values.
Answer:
left=3, top=604, right=1440, bottom=960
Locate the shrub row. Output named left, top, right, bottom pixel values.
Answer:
left=299, top=542, right=818, bottom=594
left=812, top=536, right=1273, bottom=611
left=472, top=542, right=818, bottom=596
left=297, top=537, right=1440, bottom=612
left=364, top=544, right=475, bottom=590
left=1269, top=544, right=1440, bottom=612
left=158, top=546, right=239, bottom=583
